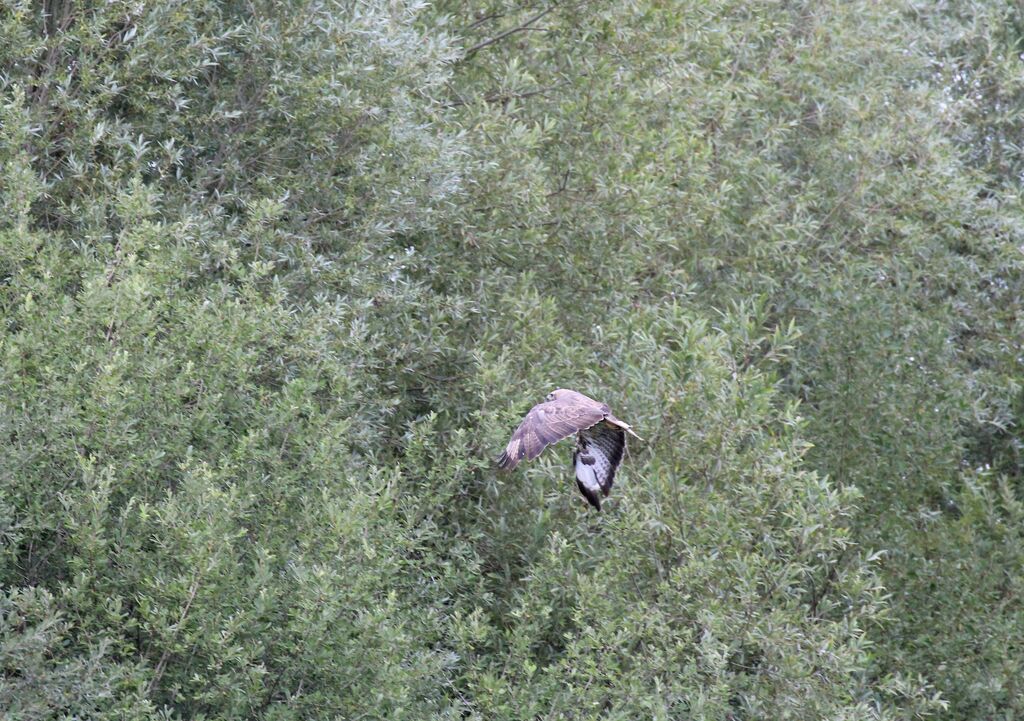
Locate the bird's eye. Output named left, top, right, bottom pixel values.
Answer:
left=545, top=393, right=555, bottom=402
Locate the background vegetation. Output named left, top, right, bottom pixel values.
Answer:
left=1, top=0, right=1021, bottom=718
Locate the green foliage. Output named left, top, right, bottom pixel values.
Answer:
left=1, top=0, right=1021, bottom=718
left=0, top=584, right=151, bottom=720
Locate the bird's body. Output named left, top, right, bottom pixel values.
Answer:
left=498, top=389, right=641, bottom=510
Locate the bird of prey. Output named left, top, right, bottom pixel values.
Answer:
left=497, top=389, right=642, bottom=511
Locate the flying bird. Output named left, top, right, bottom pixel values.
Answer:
left=497, top=389, right=642, bottom=511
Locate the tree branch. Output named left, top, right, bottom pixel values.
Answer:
left=459, top=6, right=556, bottom=61
left=147, top=573, right=201, bottom=696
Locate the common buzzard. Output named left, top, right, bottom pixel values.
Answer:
left=497, top=389, right=642, bottom=511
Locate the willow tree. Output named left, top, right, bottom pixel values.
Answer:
left=2, top=0, right=1020, bottom=718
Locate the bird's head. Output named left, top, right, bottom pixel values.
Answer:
left=546, top=388, right=570, bottom=402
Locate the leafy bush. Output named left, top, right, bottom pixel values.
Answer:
left=1, top=0, right=1021, bottom=718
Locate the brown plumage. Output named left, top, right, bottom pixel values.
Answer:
left=497, top=389, right=642, bottom=510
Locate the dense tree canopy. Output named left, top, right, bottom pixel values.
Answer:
left=1, top=0, right=1021, bottom=718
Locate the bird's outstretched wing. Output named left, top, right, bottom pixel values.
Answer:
left=572, top=422, right=626, bottom=511
left=497, top=396, right=607, bottom=470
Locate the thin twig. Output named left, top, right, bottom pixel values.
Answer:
left=459, top=6, right=556, bottom=61
left=147, top=573, right=202, bottom=696
left=105, top=238, right=123, bottom=286
left=464, top=11, right=504, bottom=32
